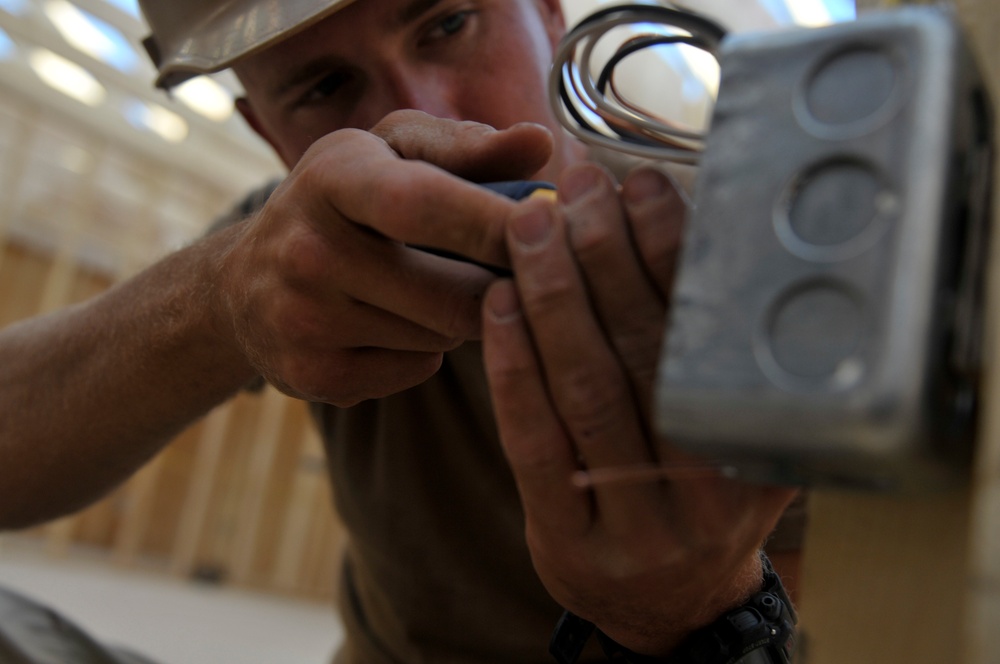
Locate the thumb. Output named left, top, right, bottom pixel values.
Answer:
left=372, top=110, right=554, bottom=183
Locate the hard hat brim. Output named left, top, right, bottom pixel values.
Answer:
left=142, top=0, right=360, bottom=89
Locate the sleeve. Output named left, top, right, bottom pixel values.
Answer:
left=207, top=179, right=282, bottom=235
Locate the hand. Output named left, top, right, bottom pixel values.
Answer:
left=210, top=110, right=553, bottom=405
left=482, top=163, right=798, bottom=656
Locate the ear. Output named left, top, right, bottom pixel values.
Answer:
left=235, top=97, right=294, bottom=168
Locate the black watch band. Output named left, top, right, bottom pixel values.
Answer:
left=549, top=553, right=796, bottom=664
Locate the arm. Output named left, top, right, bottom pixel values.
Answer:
left=482, top=163, right=798, bottom=656
left=0, top=234, right=253, bottom=529
left=0, top=111, right=552, bottom=529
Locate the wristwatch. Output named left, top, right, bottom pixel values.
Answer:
left=549, top=554, right=796, bottom=664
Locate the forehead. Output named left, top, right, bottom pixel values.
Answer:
left=235, top=0, right=550, bottom=75
left=239, top=0, right=477, bottom=68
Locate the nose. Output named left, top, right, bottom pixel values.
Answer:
left=367, top=63, right=462, bottom=125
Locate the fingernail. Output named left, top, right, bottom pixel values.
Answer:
left=511, top=206, right=553, bottom=249
left=624, top=168, right=668, bottom=205
left=486, top=281, right=522, bottom=323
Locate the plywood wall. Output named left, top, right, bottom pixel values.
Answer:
left=0, top=91, right=343, bottom=603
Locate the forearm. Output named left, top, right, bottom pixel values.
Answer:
left=0, top=227, right=256, bottom=529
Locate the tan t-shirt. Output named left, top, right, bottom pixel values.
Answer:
left=314, top=343, right=567, bottom=664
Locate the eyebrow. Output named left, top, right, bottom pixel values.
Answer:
left=265, top=0, right=449, bottom=99
left=395, top=0, right=447, bottom=27
left=266, top=56, right=347, bottom=100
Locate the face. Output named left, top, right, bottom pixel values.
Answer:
left=234, top=0, right=585, bottom=182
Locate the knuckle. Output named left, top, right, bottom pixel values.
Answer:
left=558, top=367, right=632, bottom=442
left=373, top=109, right=428, bottom=137
left=569, top=214, right=617, bottom=259
left=279, top=307, right=327, bottom=350
left=519, top=272, right=576, bottom=314
left=511, top=446, right=559, bottom=475
left=453, top=119, right=497, bottom=144
left=275, top=225, right=337, bottom=286
left=564, top=218, right=627, bottom=273
left=290, top=147, right=334, bottom=191
left=489, top=346, right=535, bottom=388
left=368, top=172, right=433, bottom=233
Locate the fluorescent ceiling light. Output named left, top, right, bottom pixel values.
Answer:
left=124, top=99, right=189, bottom=143
left=29, top=48, right=106, bottom=106
left=0, top=25, right=14, bottom=60
left=678, top=46, right=720, bottom=99
left=785, top=0, right=834, bottom=27
left=44, top=0, right=138, bottom=72
left=173, top=77, right=235, bottom=122
left=102, top=0, right=140, bottom=18
left=59, top=143, right=96, bottom=174
left=0, top=0, right=27, bottom=15
left=822, top=0, right=856, bottom=22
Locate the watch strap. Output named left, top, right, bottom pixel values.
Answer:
left=549, top=553, right=796, bottom=664
left=550, top=611, right=597, bottom=664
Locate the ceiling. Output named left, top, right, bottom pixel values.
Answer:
left=0, top=0, right=284, bottom=193
left=0, top=0, right=857, bottom=191
left=0, top=0, right=856, bottom=277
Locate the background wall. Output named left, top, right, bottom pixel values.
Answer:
left=0, top=62, right=341, bottom=602
left=0, top=0, right=855, bottom=612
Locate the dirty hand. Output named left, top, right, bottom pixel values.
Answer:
left=211, top=110, right=552, bottom=405
left=483, top=163, right=797, bottom=656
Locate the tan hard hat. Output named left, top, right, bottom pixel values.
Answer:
left=139, top=0, right=359, bottom=89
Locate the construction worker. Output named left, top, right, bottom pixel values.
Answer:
left=0, top=1, right=799, bottom=662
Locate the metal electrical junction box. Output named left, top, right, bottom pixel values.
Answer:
left=654, top=7, right=993, bottom=490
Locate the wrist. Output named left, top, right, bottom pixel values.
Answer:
left=549, top=552, right=796, bottom=664
left=199, top=221, right=262, bottom=383
left=600, top=549, right=767, bottom=657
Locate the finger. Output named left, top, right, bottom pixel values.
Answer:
left=259, top=286, right=466, bottom=355
left=621, top=167, right=688, bottom=300
left=299, top=129, right=520, bottom=268
left=265, top=183, right=499, bottom=341
left=314, top=230, right=498, bottom=341
left=266, top=346, right=448, bottom=406
left=481, top=279, right=591, bottom=537
left=342, top=247, right=496, bottom=341
left=558, top=164, right=666, bottom=423
left=373, top=110, right=554, bottom=183
left=506, top=201, right=660, bottom=525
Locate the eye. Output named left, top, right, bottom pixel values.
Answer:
left=424, top=10, right=474, bottom=42
left=439, top=11, right=468, bottom=36
left=301, top=71, right=352, bottom=104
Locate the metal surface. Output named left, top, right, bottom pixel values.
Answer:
left=138, top=0, right=359, bottom=89
left=655, top=7, right=994, bottom=490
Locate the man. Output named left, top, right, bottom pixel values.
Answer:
left=0, top=0, right=798, bottom=661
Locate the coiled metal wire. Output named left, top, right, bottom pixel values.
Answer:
left=550, top=4, right=728, bottom=164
